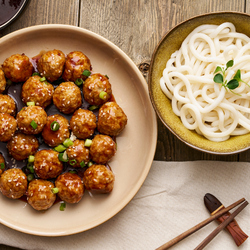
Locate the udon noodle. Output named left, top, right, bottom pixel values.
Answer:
left=160, top=22, right=250, bottom=142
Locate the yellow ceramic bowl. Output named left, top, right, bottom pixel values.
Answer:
left=149, top=11, right=250, bottom=155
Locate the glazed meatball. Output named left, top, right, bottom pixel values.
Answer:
left=27, top=179, right=56, bottom=211
left=2, top=53, right=33, bottom=82
left=90, top=135, right=116, bottom=164
left=21, top=75, right=54, bottom=108
left=0, top=94, right=16, bottom=116
left=62, top=51, right=92, bottom=82
left=0, top=154, right=5, bottom=176
left=16, top=106, right=47, bottom=134
left=83, top=164, right=115, bottom=193
left=83, top=73, right=112, bottom=106
left=97, top=102, right=127, bottom=136
left=37, top=49, right=66, bottom=82
left=66, top=139, right=90, bottom=167
left=42, top=114, right=70, bottom=147
left=0, top=69, right=6, bottom=93
left=70, top=109, right=96, bottom=139
left=55, top=172, right=84, bottom=203
left=33, top=149, right=63, bottom=179
left=0, top=113, right=17, bottom=142
left=7, top=133, right=39, bottom=161
left=53, top=82, right=82, bottom=114
left=0, top=168, right=27, bottom=199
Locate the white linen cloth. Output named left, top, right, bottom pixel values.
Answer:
left=0, top=161, right=249, bottom=250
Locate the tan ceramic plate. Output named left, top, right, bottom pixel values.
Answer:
left=0, top=25, right=157, bottom=236
left=149, top=12, right=250, bottom=155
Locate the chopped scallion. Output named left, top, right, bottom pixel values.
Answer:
left=30, top=120, right=38, bottom=129
left=50, top=121, right=60, bottom=131
left=32, top=72, right=40, bottom=76
left=0, top=163, right=5, bottom=169
left=52, top=187, right=59, bottom=194
left=60, top=201, right=66, bottom=211
left=84, top=139, right=92, bottom=147
left=27, top=164, right=34, bottom=173
left=75, top=78, right=84, bottom=86
left=40, top=76, right=46, bottom=82
left=89, top=105, right=99, bottom=111
left=54, top=144, right=66, bottom=152
left=105, top=74, right=109, bottom=79
left=63, top=138, right=73, bottom=148
left=27, top=174, right=34, bottom=182
left=82, top=69, right=91, bottom=77
left=69, top=170, right=77, bottom=174
left=27, top=102, right=35, bottom=106
left=69, top=159, right=77, bottom=166
left=87, top=161, right=93, bottom=167
left=80, top=161, right=86, bottom=168
left=99, top=91, right=108, bottom=100
left=28, top=155, right=35, bottom=163
left=58, top=151, right=68, bottom=162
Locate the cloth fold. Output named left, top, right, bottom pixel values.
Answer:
left=0, top=161, right=249, bottom=250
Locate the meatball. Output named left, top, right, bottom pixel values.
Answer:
left=90, top=134, right=116, bottom=164
left=0, top=69, right=6, bottom=93
left=66, top=139, right=90, bottom=167
left=33, top=149, right=63, bottom=179
left=97, top=102, right=127, bottom=136
left=16, top=106, right=47, bottom=134
left=37, top=49, right=66, bottom=82
left=21, top=75, right=54, bottom=108
left=42, top=114, right=70, bottom=147
left=83, top=73, right=112, bottom=106
left=27, top=179, right=56, bottom=211
left=53, top=82, right=82, bottom=114
left=55, top=172, right=84, bottom=203
left=0, top=168, right=27, bottom=199
left=0, top=113, right=17, bottom=142
left=70, top=109, right=96, bottom=139
left=62, top=51, right=92, bottom=82
left=83, top=164, right=115, bottom=193
left=2, top=54, right=33, bottom=82
left=7, top=133, right=39, bottom=161
left=0, top=154, right=6, bottom=176
left=0, top=94, right=16, bottom=116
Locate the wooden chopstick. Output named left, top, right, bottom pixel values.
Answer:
left=194, top=200, right=248, bottom=250
left=156, top=198, right=246, bottom=250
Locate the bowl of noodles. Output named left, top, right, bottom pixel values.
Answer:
left=149, top=12, right=250, bottom=154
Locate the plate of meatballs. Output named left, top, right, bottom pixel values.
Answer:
left=0, top=24, right=157, bottom=236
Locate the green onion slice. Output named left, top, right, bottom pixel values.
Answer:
left=40, top=76, right=46, bottom=82
left=28, top=155, right=35, bottom=163
left=0, top=163, right=5, bottom=169
left=58, top=151, right=69, bottom=162
left=87, top=161, right=93, bottom=167
left=105, top=74, right=109, bottom=79
left=52, top=187, right=59, bottom=194
left=80, top=161, right=86, bottom=168
left=27, top=101, right=35, bottom=106
left=89, top=105, right=99, bottom=111
left=69, top=159, right=77, bottom=166
left=99, top=91, right=108, bottom=100
left=84, top=139, right=92, bottom=147
left=69, top=170, right=77, bottom=174
left=60, top=201, right=66, bottom=211
left=82, top=69, right=91, bottom=77
left=27, top=174, right=34, bottom=182
left=27, top=164, right=34, bottom=173
left=50, top=121, right=60, bottom=131
left=32, top=72, right=40, bottom=76
left=75, top=78, right=84, bottom=86
left=54, top=144, right=66, bottom=152
left=63, top=138, right=73, bottom=148
left=30, top=120, right=38, bottom=129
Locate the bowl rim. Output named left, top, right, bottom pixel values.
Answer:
left=148, top=11, right=250, bottom=155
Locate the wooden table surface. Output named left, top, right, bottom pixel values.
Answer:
left=0, top=0, right=250, bottom=249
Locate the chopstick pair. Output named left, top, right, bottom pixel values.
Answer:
left=156, top=198, right=248, bottom=250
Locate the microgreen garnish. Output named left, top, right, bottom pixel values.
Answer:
left=213, top=60, right=250, bottom=95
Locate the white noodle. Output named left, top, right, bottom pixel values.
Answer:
left=160, top=22, right=250, bottom=141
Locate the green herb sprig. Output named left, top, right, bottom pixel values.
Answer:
left=213, top=59, right=250, bottom=95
